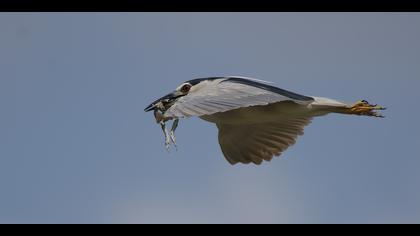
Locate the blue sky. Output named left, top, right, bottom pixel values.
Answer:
left=1, top=13, right=420, bottom=223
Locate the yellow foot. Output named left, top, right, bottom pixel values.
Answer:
left=349, top=100, right=386, bottom=118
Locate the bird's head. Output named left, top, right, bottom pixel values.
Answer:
left=144, top=82, right=193, bottom=113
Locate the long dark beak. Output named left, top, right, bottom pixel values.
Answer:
left=144, top=103, right=157, bottom=112
left=144, top=92, right=177, bottom=112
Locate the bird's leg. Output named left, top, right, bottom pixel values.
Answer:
left=169, top=118, right=179, bottom=150
left=348, top=100, right=386, bottom=118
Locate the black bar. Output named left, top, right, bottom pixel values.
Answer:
left=1, top=0, right=419, bottom=12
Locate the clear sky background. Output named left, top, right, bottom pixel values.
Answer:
left=1, top=13, right=420, bottom=224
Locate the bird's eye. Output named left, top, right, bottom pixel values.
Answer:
left=181, top=84, right=191, bottom=93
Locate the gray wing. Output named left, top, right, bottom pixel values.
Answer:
left=217, top=115, right=312, bottom=165
left=164, top=77, right=314, bottom=118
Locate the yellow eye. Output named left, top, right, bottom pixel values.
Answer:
left=181, top=84, right=191, bottom=93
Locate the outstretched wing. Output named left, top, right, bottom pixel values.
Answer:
left=164, top=77, right=314, bottom=118
left=217, top=115, right=312, bottom=165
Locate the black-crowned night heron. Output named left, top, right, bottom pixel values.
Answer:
left=145, top=76, right=385, bottom=165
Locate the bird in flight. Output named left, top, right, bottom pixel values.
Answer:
left=145, top=76, right=385, bottom=165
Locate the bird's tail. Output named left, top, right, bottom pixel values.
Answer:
left=310, top=96, right=386, bottom=118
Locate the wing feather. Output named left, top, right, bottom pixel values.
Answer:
left=217, top=116, right=312, bottom=165
left=164, top=78, right=313, bottom=118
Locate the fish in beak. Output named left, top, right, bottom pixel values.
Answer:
left=145, top=91, right=184, bottom=151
